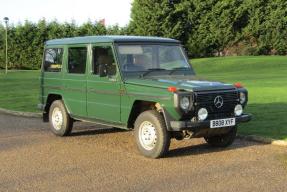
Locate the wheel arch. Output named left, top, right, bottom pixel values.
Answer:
left=127, top=100, right=167, bottom=129
left=43, top=93, right=69, bottom=122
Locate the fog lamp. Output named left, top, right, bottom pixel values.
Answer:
left=234, top=104, right=243, bottom=116
left=198, top=108, right=208, bottom=121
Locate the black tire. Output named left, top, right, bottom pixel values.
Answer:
left=49, top=100, right=73, bottom=136
left=204, top=126, right=237, bottom=147
left=134, top=110, right=171, bottom=159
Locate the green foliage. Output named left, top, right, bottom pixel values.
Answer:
left=130, top=0, right=287, bottom=57
left=1, top=1, right=286, bottom=69
left=0, top=25, right=4, bottom=68
left=129, top=0, right=191, bottom=43
left=0, top=20, right=128, bottom=70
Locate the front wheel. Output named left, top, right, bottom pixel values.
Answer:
left=49, top=100, right=73, bottom=136
left=134, top=110, right=170, bottom=159
left=204, top=126, right=237, bottom=147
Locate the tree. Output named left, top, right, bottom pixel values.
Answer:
left=0, top=20, right=130, bottom=69
left=0, top=24, right=5, bottom=69
left=130, top=0, right=287, bottom=57
left=1, top=0, right=286, bottom=69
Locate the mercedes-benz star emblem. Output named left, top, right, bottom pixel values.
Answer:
left=214, top=96, right=224, bottom=108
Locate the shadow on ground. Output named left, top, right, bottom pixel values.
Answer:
left=70, top=123, right=128, bottom=137
left=68, top=122, right=264, bottom=158
left=166, top=139, right=265, bottom=158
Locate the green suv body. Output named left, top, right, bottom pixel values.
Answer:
left=39, top=36, right=251, bottom=158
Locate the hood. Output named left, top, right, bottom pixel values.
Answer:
left=124, top=76, right=235, bottom=91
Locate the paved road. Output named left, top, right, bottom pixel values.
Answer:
left=0, top=113, right=286, bottom=192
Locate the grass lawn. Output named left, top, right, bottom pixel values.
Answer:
left=0, top=56, right=286, bottom=140
left=0, top=70, right=40, bottom=112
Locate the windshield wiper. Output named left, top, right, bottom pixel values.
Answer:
left=141, top=68, right=166, bottom=77
left=169, top=67, right=190, bottom=75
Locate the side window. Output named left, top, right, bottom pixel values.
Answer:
left=93, top=46, right=116, bottom=76
left=68, top=47, right=87, bottom=74
left=44, top=48, right=63, bottom=72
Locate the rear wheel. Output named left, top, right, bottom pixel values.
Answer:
left=134, top=110, right=170, bottom=159
left=49, top=100, right=73, bottom=136
left=204, top=126, right=237, bottom=147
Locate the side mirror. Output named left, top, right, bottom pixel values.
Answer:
left=182, top=47, right=189, bottom=58
left=99, top=64, right=107, bottom=77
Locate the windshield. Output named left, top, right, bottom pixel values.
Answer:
left=116, top=44, right=195, bottom=78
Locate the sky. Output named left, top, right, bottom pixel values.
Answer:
left=0, top=0, right=133, bottom=26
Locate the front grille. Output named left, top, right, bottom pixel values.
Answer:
left=196, top=89, right=238, bottom=103
left=195, top=89, right=239, bottom=119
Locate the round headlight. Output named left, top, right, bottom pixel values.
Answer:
left=198, top=108, right=208, bottom=121
left=240, top=92, right=246, bottom=104
left=180, top=96, right=190, bottom=110
left=234, top=104, right=243, bottom=116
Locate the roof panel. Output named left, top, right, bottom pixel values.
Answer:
left=45, top=35, right=180, bottom=45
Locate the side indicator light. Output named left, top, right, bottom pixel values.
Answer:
left=168, top=86, right=177, bottom=92
left=234, top=82, right=243, bottom=88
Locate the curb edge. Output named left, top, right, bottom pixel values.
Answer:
left=0, top=108, right=42, bottom=118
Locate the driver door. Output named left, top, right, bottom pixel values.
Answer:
left=87, top=44, right=121, bottom=122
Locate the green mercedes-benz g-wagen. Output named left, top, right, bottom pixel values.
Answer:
left=39, top=36, right=251, bottom=158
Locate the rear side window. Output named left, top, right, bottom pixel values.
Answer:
left=68, top=47, right=87, bottom=74
left=44, top=48, right=63, bottom=72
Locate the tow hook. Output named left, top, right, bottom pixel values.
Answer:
left=183, top=130, right=194, bottom=139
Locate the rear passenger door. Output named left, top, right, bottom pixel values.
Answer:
left=63, top=45, right=88, bottom=117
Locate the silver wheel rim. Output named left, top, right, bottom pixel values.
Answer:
left=138, top=121, right=157, bottom=150
left=51, top=107, right=63, bottom=130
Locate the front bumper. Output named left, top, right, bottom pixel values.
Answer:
left=170, top=114, right=252, bottom=132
